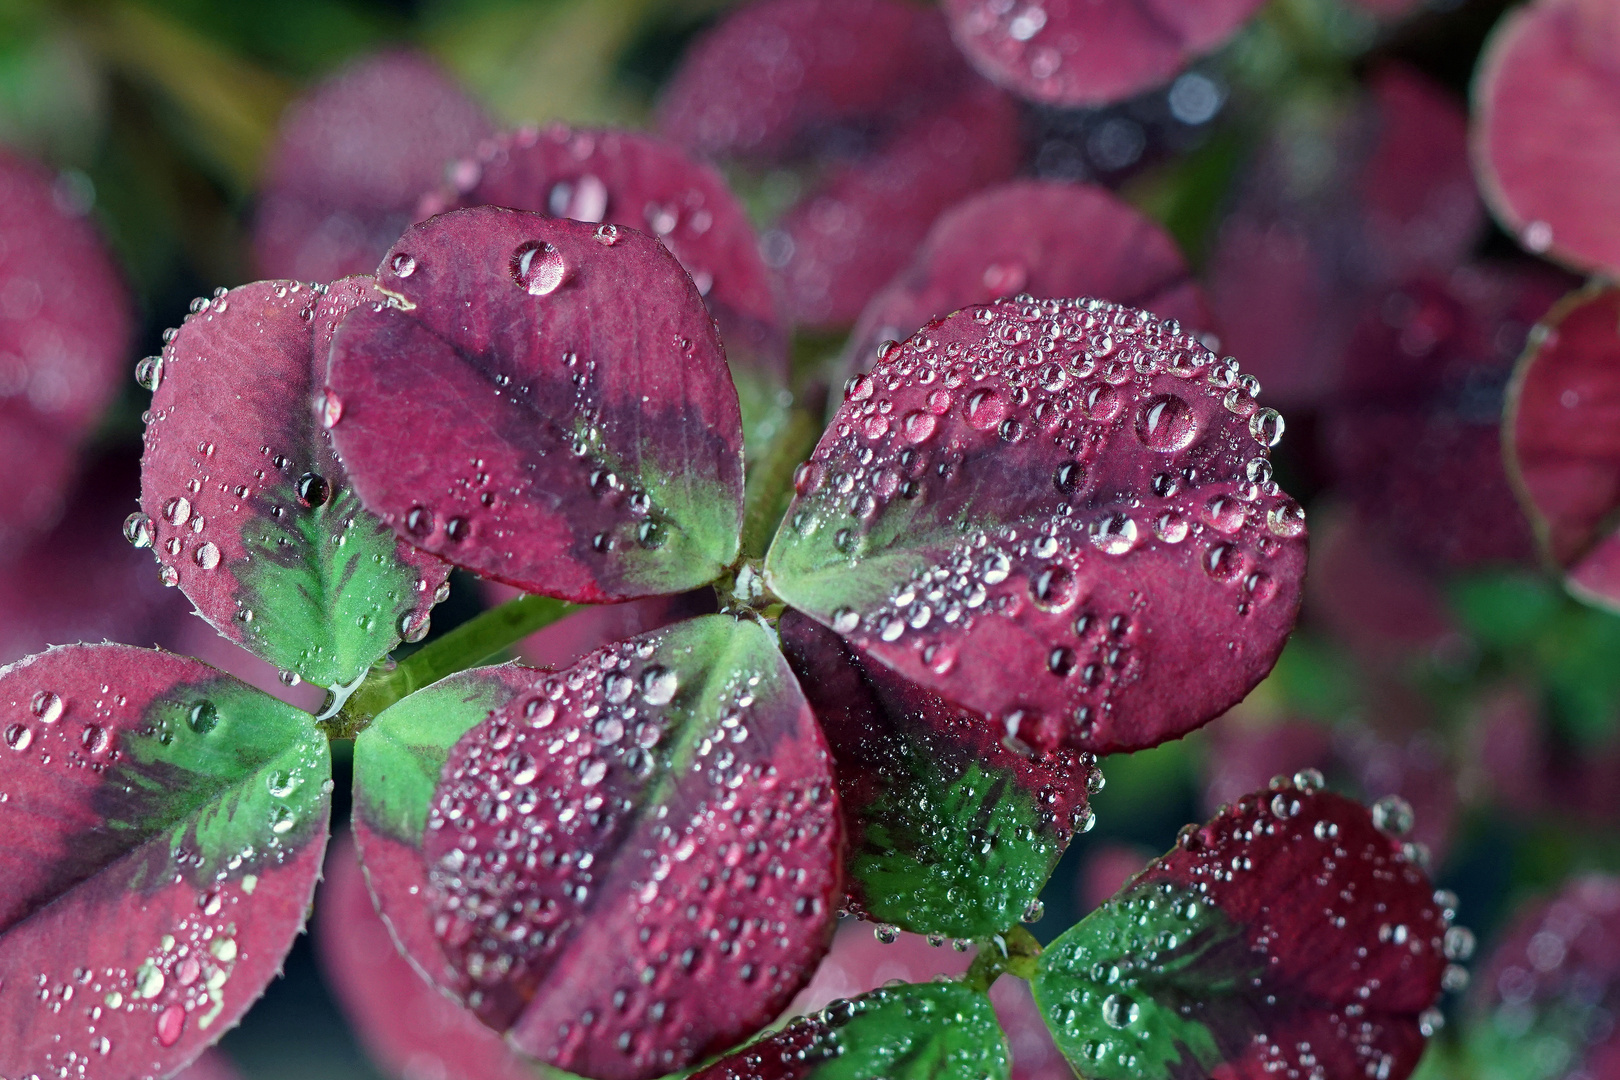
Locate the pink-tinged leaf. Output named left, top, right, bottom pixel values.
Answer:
left=1323, top=264, right=1572, bottom=570
left=780, top=609, right=1096, bottom=936
left=482, top=582, right=716, bottom=670
left=842, top=180, right=1211, bottom=388
left=0, top=150, right=133, bottom=549
left=943, top=0, right=1267, bottom=107
left=766, top=298, right=1307, bottom=755
left=139, top=278, right=448, bottom=688
left=0, top=645, right=331, bottom=1079
left=173, top=1049, right=244, bottom=1080
left=1074, top=842, right=1153, bottom=915
left=690, top=981, right=1008, bottom=1080
left=991, top=977, right=1073, bottom=1080
left=1033, top=783, right=1452, bottom=1080
left=423, top=125, right=787, bottom=377
left=789, top=921, right=975, bottom=1016
left=417, top=615, right=841, bottom=1080
left=325, top=207, right=745, bottom=602
left=352, top=664, right=537, bottom=989
left=318, top=832, right=539, bottom=1080
left=776, top=79, right=1023, bottom=328
left=253, top=51, right=494, bottom=281
left=1464, top=875, right=1620, bottom=1079
left=1504, top=284, right=1620, bottom=611
left=0, top=452, right=191, bottom=665
left=1473, top=0, right=1620, bottom=275
left=656, top=0, right=968, bottom=163
left=1206, top=66, right=1482, bottom=410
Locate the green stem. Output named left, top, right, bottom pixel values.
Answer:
left=328, top=594, right=576, bottom=737
left=962, top=925, right=1043, bottom=992
left=740, top=402, right=824, bottom=559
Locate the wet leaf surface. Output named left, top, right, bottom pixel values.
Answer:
left=1033, top=783, right=1450, bottom=1080
left=1505, top=283, right=1620, bottom=611
left=841, top=180, right=1210, bottom=392
left=765, top=297, right=1306, bottom=755
left=0, top=645, right=331, bottom=1079
left=1473, top=0, right=1620, bottom=276
left=780, top=610, right=1096, bottom=937
left=139, top=278, right=448, bottom=688
left=253, top=50, right=494, bottom=282
left=318, top=831, right=540, bottom=1080
left=416, top=615, right=841, bottom=1080
left=326, top=207, right=745, bottom=603
left=425, top=124, right=787, bottom=377
left=943, top=0, right=1267, bottom=107
left=0, top=149, right=133, bottom=551
left=690, top=981, right=1008, bottom=1080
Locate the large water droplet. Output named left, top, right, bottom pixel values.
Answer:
left=511, top=240, right=567, bottom=296
left=1134, top=393, right=1197, bottom=452
left=640, top=666, right=678, bottom=706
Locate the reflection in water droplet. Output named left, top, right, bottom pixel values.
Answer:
left=511, top=240, right=567, bottom=296
left=1134, top=393, right=1197, bottom=452
left=124, top=512, right=155, bottom=548
left=31, top=691, right=63, bottom=724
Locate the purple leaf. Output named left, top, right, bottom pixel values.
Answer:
left=139, top=278, right=448, bottom=687
left=423, top=125, right=787, bottom=376
left=325, top=207, right=745, bottom=602
left=416, top=616, right=841, bottom=1080
left=766, top=298, right=1306, bottom=755
left=0, top=149, right=133, bottom=550
left=1504, top=283, right=1620, bottom=610
left=253, top=50, right=494, bottom=281
left=842, top=180, right=1211, bottom=388
left=0, top=645, right=330, bottom=1078
left=1473, top=0, right=1620, bottom=276
left=943, top=0, right=1267, bottom=107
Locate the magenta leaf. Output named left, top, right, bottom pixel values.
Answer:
left=780, top=610, right=1097, bottom=936
left=656, top=0, right=970, bottom=164
left=423, top=125, right=787, bottom=377
left=411, top=615, right=841, bottom=1079
left=690, top=981, right=1009, bottom=1080
left=1464, top=874, right=1620, bottom=1079
left=138, top=278, right=448, bottom=688
left=174, top=1050, right=244, bottom=1080
left=1033, top=782, right=1452, bottom=1080
left=1473, top=0, right=1620, bottom=276
left=943, top=0, right=1266, bottom=107
left=325, top=207, right=745, bottom=602
left=0, top=645, right=331, bottom=1078
left=790, top=921, right=974, bottom=1015
left=842, top=180, right=1211, bottom=389
left=0, top=149, right=133, bottom=550
left=253, top=50, right=494, bottom=281
left=319, top=832, right=540, bottom=1080
left=506, top=589, right=716, bottom=670
left=1504, top=283, right=1620, bottom=611
left=776, top=78, right=1023, bottom=328
left=765, top=298, right=1306, bottom=755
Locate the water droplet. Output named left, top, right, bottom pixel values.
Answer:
left=270, top=804, right=297, bottom=834
left=297, top=473, right=331, bottom=507
left=1134, top=393, right=1197, bottom=451
left=1089, top=514, right=1138, bottom=555
left=640, top=666, right=678, bottom=706
left=124, top=512, right=155, bottom=548
left=593, top=224, right=620, bottom=246
left=399, top=611, right=431, bottom=644
left=832, top=608, right=860, bottom=634
left=511, top=240, right=567, bottom=295
left=4, top=723, right=32, bottom=751
left=1101, top=993, right=1138, bottom=1028
left=391, top=252, right=417, bottom=277
left=31, top=690, right=63, bottom=723
left=81, top=724, right=107, bottom=753
left=1249, top=408, right=1285, bottom=447
left=1443, top=926, right=1474, bottom=961
left=321, top=392, right=344, bottom=429
left=135, top=355, right=164, bottom=391
left=164, top=497, right=191, bottom=527
left=1266, top=499, right=1306, bottom=537
left=156, top=1003, right=186, bottom=1046
left=194, top=542, right=220, bottom=570
left=1370, top=795, right=1414, bottom=837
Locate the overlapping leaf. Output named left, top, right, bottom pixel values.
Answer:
left=781, top=610, right=1096, bottom=936
left=766, top=297, right=1306, bottom=754
left=1504, top=284, right=1620, bottom=611
left=943, top=0, right=1267, bottom=107
left=325, top=207, right=745, bottom=602
left=1033, top=783, right=1452, bottom=1080
left=691, top=981, right=1009, bottom=1080
left=424, top=125, right=787, bottom=377
left=0, top=645, right=331, bottom=1079
left=1472, top=0, right=1620, bottom=277
left=366, top=615, right=842, bottom=1080
left=139, top=278, right=448, bottom=687
left=841, top=180, right=1211, bottom=393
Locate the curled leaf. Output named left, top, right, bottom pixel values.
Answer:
left=417, top=615, right=841, bottom=1080
left=691, top=981, right=1009, bottom=1080
left=139, top=278, right=447, bottom=687
left=425, top=125, right=787, bottom=376
left=1033, top=783, right=1450, bottom=1080
left=781, top=609, right=1096, bottom=937
left=842, top=180, right=1211, bottom=391
left=943, top=0, right=1267, bottom=107
left=0, top=645, right=331, bottom=1078
left=1505, top=283, right=1620, bottom=611
left=253, top=50, right=494, bottom=281
left=326, top=207, right=745, bottom=602
left=766, top=297, right=1306, bottom=755
left=1472, top=0, right=1620, bottom=276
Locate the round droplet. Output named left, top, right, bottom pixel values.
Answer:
left=321, top=392, right=344, bottom=429
left=901, top=410, right=937, bottom=444
left=1371, top=795, right=1414, bottom=837
left=832, top=608, right=860, bottom=634
left=640, top=666, right=678, bottom=706
left=164, top=497, right=191, bottom=527
left=399, top=611, right=431, bottom=644
left=135, top=355, right=164, bottom=391
left=1249, top=408, right=1285, bottom=447
left=511, top=240, right=567, bottom=296
left=194, top=542, right=220, bottom=570
left=1089, top=514, right=1138, bottom=555
left=187, top=700, right=218, bottom=735
left=4, top=723, right=33, bottom=751
left=156, top=1003, right=186, bottom=1047
left=1134, top=393, right=1197, bottom=452
left=297, top=473, right=331, bottom=507
left=124, top=512, right=155, bottom=548
left=391, top=252, right=418, bottom=277
left=1030, top=565, right=1076, bottom=611
left=1101, top=993, right=1138, bottom=1028
left=31, top=691, right=63, bottom=724
left=1266, top=499, right=1306, bottom=538
left=965, top=388, right=1007, bottom=430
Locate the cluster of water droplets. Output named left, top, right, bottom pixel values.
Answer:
left=421, top=626, right=839, bottom=1071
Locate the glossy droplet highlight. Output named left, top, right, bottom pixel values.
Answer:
left=511, top=240, right=567, bottom=296
left=1134, top=393, right=1197, bottom=452
left=31, top=691, right=63, bottom=724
